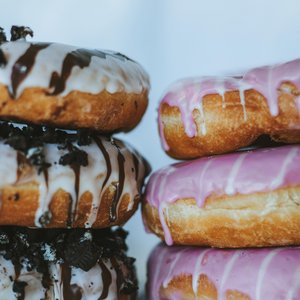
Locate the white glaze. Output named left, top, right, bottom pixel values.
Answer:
left=0, top=41, right=150, bottom=98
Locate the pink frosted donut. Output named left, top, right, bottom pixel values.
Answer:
left=142, top=145, right=300, bottom=247
left=147, top=243, right=300, bottom=300
left=158, top=58, right=300, bottom=159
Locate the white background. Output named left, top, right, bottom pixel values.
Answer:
left=1, top=0, right=300, bottom=298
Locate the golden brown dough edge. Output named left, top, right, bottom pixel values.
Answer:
left=0, top=181, right=140, bottom=228
left=142, top=185, right=300, bottom=247
left=0, top=84, right=148, bottom=132
left=154, top=273, right=250, bottom=300
left=160, top=84, right=300, bottom=159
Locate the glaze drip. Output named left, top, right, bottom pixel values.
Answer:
left=10, top=43, right=50, bottom=97
left=110, top=142, right=126, bottom=222
left=99, top=260, right=112, bottom=299
left=62, top=264, right=82, bottom=300
left=94, top=136, right=111, bottom=190
left=49, top=49, right=107, bottom=95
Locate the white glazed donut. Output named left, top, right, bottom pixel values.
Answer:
left=0, top=30, right=149, bottom=132
left=0, top=122, right=150, bottom=228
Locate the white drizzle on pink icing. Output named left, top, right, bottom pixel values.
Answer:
left=147, top=244, right=300, bottom=300
left=192, top=248, right=211, bottom=295
left=159, top=59, right=300, bottom=150
left=145, top=145, right=300, bottom=245
left=286, top=267, right=300, bottom=300
left=255, top=248, right=283, bottom=300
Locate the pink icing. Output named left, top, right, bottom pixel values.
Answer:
left=147, top=244, right=300, bottom=300
left=144, top=145, right=300, bottom=244
left=159, top=58, right=300, bottom=150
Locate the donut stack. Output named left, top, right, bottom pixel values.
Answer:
left=143, top=59, right=300, bottom=299
left=0, top=26, right=150, bottom=299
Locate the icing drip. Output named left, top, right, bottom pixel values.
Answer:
left=159, top=59, right=300, bottom=150
left=145, top=145, right=300, bottom=244
left=10, top=43, right=49, bottom=97
left=99, top=261, right=112, bottom=299
left=192, top=249, right=211, bottom=295
left=147, top=244, right=300, bottom=300
left=0, top=41, right=149, bottom=98
left=109, top=142, right=126, bottom=222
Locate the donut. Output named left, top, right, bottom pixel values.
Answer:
left=0, top=121, right=150, bottom=228
left=158, top=59, right=300, bottom=159
left=143, top=145, right=300, bottom=247
left=0, top=27, right=149, bottom=132
left=0, top=226, right=137, bottom=300
left=147, top=243, right=300, bottom=300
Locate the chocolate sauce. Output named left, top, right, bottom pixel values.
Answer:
left=12, top=261, right=26, bottom=300
left=49, top=49, right=107, bottom=95
left=69, top=163, right=80, bottom=226
left=94, top=136, right=112, bottom=190
left=13, top=280, right=27, bottom=300
left=41, top=268, right=51, bottom=300
left=61, top=264, right=82, bottom=300
left=99, top=260, right=112, bottom=299
left=0, top=49, right=6, bottom=66
left=10, top=43, right=50, bottom=97
left=132, top=153, right=139, bottom=181
left=109, top=144, right=125, bottom=222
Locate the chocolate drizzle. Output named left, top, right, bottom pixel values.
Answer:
left=10, top=43, right=50, bottom=98
left=0, top=49, right=6, bottom=67
left=99, top=260, right=112, bottom=299
left=94, top=136, right=112, bottom=190
left=0, top=227, right=137, bottom=299
left=109, top=141, right=126, bottom=222
left=61, top=264, right=82, bottom=300
left=132, top=153, right=139, bottom=181
left=58, top=142, right=86, bottom=226
left=49, top=49, right=107, bottom=95
left=12, top=280, right=27, bottom=300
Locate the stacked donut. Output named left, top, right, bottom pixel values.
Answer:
left=143, top=59, right=300, bottom=299
left=0, top=26, right=150, bottom=299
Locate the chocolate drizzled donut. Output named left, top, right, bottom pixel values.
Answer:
left=0, top=227, right=138, bottom=299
